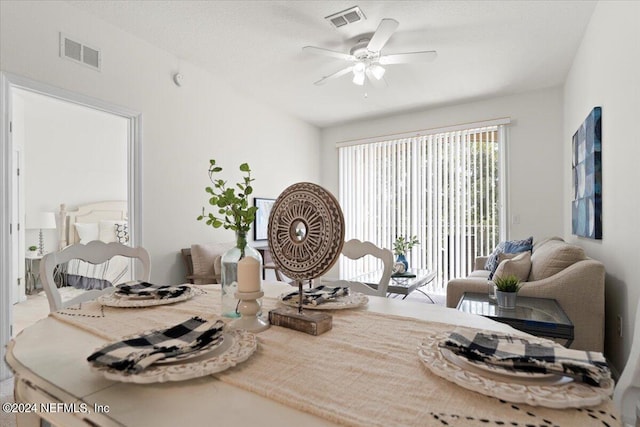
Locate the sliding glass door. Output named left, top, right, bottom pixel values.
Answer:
left=338, top=125, right=506, bottom=290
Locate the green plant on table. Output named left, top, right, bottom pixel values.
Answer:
left=493, top=274, right=522, bottom=293
left=393, top=235, right=419, bottom=256
left=28, top=245, right=37, bottom=252
left=197, top=159, right=258, bottom=255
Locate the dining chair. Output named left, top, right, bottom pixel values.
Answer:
left=340, top=239, right=394, bottom=297
left=40, top=240, right=151, bottom=312
left=614, top=298, right=640, bottom=426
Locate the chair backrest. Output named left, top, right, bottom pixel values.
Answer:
left=614, top=299, right=640, bottom=426
left=341, top=239, right=394, bottom=297
left=40, top=241, right=151, bottom=312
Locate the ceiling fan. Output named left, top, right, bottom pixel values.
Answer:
left=303, top=18, right=437, bottom=87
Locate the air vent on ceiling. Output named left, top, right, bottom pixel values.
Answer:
left=59, top=33, right=101, bottom=71
left=325, top=6, right=366, bottom=28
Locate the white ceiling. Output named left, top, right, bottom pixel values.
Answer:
left=66, top=1, right=597, bottom=128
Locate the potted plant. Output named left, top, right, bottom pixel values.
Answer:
left=197, top=159, right=262, bottom=318
left=493, top=274, right=522, bottom=309
left=27, top=245, right=38, bottom=257
left=392, top=235, right=419, bottom=271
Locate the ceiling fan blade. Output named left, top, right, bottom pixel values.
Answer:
left=365, top=69, right=387, bottom=89
left=303, top=46, right=355, bottom=61
left=379, top=51, right=438, bottom=65
left=314, top=66, right=354, bottom=86
left=367, top=18, right=399, bottom=52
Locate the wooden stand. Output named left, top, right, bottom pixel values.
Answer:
left=268, top=280, right=332, bottom=336
left=269, top=307, right=332, bottom=336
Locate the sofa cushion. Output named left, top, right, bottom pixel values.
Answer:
left=533, top=236, right=564, bottom=252
left=529, top=240, right=586, bottom=281
left=468, top=270, right=491, bottom=279
left=485, top=236, right=533, bottom=278
left=190, top=242, right=234, bottom=285
left=493, top=251, right=532, bottom=282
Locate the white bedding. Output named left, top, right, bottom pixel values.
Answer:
left=65, top=256, right=129, bottom=290
left=57, top=201, right=131, bottom=290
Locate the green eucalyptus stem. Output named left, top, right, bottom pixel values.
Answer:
left=393, top=235, right=420, bottom=256
left=236, top=230, right=247, bottom=258
left=197, top=159, right=258, bottom=243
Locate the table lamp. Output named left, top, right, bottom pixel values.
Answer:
left=27, top=212, right=57, bottom=255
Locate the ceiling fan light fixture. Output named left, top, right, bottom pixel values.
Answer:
left=369, top=64, right=385, bottom=80
left=352, top=70, right=365, bottom=86
left=305, top=17, right=437, bottom=88
left=353, top=61, right=366, bottom=73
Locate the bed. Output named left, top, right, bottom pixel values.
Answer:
left=55, top=201, right=132, bottom=290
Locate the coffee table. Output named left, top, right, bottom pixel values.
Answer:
left=456, top=292, right=574, bottom=346
left=351, top=268, right=437, bottom=300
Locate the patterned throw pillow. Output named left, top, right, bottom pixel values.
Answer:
left=484, top=241, right=506, bottom=275
left=115, top=223, right=129, bottom=244
left=484, top=236, right=533, bottom=279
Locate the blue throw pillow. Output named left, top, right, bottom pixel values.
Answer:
left=484, top=236, right=533, bottom=279
left=504, top=237, right=533, bottom=254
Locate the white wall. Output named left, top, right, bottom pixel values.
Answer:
left=321, top=87, right=565, bottom=242
left=16, top=89, right=128, bottom=250
left=0, top=1, right=321, bottom=284
left=563, top=1, right=640, bottom=373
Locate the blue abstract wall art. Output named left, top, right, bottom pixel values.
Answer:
left=572, top=106, right=602, bottom=239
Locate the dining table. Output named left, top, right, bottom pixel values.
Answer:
left=6, top=281, right=620, bottom=427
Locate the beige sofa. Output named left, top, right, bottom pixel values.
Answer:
left=446, top=237, right=605, bottom=352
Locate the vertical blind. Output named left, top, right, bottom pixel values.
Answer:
left=338, top=125, right=506, bottom=291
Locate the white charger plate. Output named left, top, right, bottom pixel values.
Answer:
left=97, top=286, right=195, bottom=308
left=278, top=292, right=368, bottom=310
left=418, top=330, right=613, bottom=408
left=440, top=348, right=557, bottom=381
left=90, top=330, right=256, bottom=383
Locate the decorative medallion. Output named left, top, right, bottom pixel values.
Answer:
left=268, top=183, right=345, bottom=281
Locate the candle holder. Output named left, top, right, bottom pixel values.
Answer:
left=229, top=290, right=270, bottom=332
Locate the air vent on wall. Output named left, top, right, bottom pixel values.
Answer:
left=325, top=6, right=366, bottom=28
left=59, top=33, right=101, bottom=71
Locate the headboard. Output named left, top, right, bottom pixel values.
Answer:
left=58, top=201, right=128, bottom=248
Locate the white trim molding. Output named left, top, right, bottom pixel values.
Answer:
left=0, top=73, right=13, bottom=380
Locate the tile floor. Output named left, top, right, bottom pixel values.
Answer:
left=12, top=291, right=50, bottom=337
left=0, top=376, right=15, bottom=427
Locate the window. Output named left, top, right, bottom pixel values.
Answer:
left=338, top=122, right=507, bottom=291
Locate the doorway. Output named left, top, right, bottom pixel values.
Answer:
left=14, top=88, right=131, bottom=301
left=0, top=72, right=142, bottom=380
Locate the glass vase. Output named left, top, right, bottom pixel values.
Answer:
left=396, top=253, right=409, bottom=271
left=487, top=280, right=496, bottom=301
left=220, top=231, right=263, bottom=318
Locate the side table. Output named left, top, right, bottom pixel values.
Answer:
left=456, top=292, right=574, bottom=346
left=25, top=253, right=43, bottom=294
